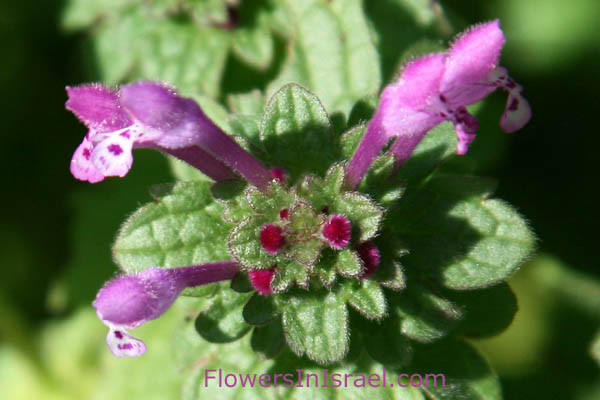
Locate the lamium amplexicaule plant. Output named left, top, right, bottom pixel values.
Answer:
left=65, top=0, right=536, bottom=398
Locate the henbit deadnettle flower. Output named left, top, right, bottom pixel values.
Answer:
left=269, top=167, right=289, bottom=184
left=93, top=261, right=239, bottom=358
left=260, top=224, right=286, bottom=254
left=322, top=214, right=352, bottom=250
left=345, top=20, right=531, bottom=189
left=66, top=81, right=273, bottom=190
left=248, top=268, right=277, bottom=295
left=357, top=241, right=381, bottom=279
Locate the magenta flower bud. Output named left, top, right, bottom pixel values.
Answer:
left=322, top=214, right=352, bottom=250
left=279, top=208, right=290, bottom=220
left=346, top=20, right=531, bottom=189
left=357, top=242, right=381, bottom=278
left=93, top=261, right=239, bottom=358
left=260, top=224, right=285, bottom=254
left=269, top=167, right=289, bottom=183
left=66, top=81, right=272, bottom=190
left=248, top=268, right=276, bottom=295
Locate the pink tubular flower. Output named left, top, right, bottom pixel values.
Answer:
left=346, top=20, right=531, bottom=189
left=66, top=81, right=272, bottom=190
left=92, top=261, right=239, bottom=357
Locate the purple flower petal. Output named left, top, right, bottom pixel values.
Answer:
left=441, top=20, right=505, bottom=102
left=90, top=133, right=134, bottom=178
left=93, top=268, right=183, bottom=327
left=67, top=80, right=272, bottom=189
left=119, top=82, right=202, bottom=149
left=65, top=84, right=132, bottom=133
left=395, top=53, right=446, bottom=108
left=105, top=325, right=147, bottom=358
left=70, top=136, right=105, bottom=183
left=93, top=262, right=239, bottom=357
left=500, top=93, right=531, bottom=133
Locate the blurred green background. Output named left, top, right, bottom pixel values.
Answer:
left=1, top=0, right=599, bottom=398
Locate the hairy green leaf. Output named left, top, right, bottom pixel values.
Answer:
left=113, top=181, right=231, bottom=295
left=392, top=285, right=463, bottom=343
left=390, top=174, right=535, bottom=289
left=282, top=290, right=349, bottom=364
left=243, top=293, right=278, bottom=326
left=260, top=83, right=336, bottom=179
left=250, top=319, right=286, bottom=361
left=268, top=0, right=381, bottom=114
left=410, top=339, right=502, bottom=400
left=347, top=279, right=387, bottom=320
left=448, top=283, right=518, bottom=338
left=194, top=289, right=253, bottom=343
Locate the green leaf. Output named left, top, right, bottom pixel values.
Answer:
left=250, top=320, right=286, bottom=360
left=362, top=317, right=414, bottom=367
left=287, top=202, right=323, bottom=238
left=228, top=114, right=266, bottom=154
left=246, top=183, right=296, bottom=220
left=113, top=181, right=231, bottom=296
left=271, top=261, right=310, bottom=293
left=227, top=89, right=266, bottom=117
left=62, top=0, right=133, bottom=30
left=228, top=216, right=277, bottom=269
left=448, top=283, right=518, bottom=338
left=410, top=339, right=502, bottom=400
left=284, top=239, right=323, bottom=266
left=364, top=0, right=440, bottom=83
left=425, top=174, right=498, bottom=200
left=260, top=83, right=336, bottom=179
left=213, top=180, right=255, bottom=224
left=323, top=163, right=346, bottom=194
left=339, top=124, right=366, bottom=160
left=282, top=290, right=349, bottom=364
left=360, top=154, right=406, bottom=207
left=347, top=279, right=387, bottom=320
left=334, top=192, right=384, bottom=242
left=94, top=9, right=230, bottom=97
left=316, top=248, right=338, bottom=288
left=186, top=0, right=229, bottom=25
left=392, top=285, right=463, bottom=343
left=232, top=24, right=274, bottom=70
left=268, top=0, right=381, bottom=114
left=230, top=271, right=253, bottom=293
left=336, top=249, right=364, bottom=278
left=390, top=174, right=535, bottom=289
left=194, top=289, right=253, bottom=343
left=379, top=261, right=407, bottom=291
left=347, top=96, right=378, bottom=128
left=243, top=293, right=278, bottom=326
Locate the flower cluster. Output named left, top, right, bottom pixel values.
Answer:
left=66, top=20, right=530, bottom=358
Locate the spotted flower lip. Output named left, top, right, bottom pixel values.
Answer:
left=345, top=20, right=531, bottom=189
left=93, top=261, right=239, bottom=358
left=66, top=81, right=273, bottom=190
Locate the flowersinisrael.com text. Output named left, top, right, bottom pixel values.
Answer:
left=203, top=369, right=446, bottom=389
